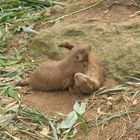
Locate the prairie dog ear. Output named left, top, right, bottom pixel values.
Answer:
left=58, top=42, right=74, bottom=50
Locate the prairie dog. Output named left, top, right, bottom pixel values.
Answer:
left=18, top=43, right=91, bottom=91
left=59, top=42, right=103, bottom=94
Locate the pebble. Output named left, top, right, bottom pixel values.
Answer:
left=50, top=5, right=64, bottom=14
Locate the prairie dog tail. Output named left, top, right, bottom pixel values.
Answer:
left=15, top=78, right=30, bottom=86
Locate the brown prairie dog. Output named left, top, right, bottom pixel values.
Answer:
left=59, top=42, right=103, bottom=94
left=18, top=43, right=91, bottom=91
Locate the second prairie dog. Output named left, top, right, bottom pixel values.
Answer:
left=74, top=52, right=103, bottom=94
left=18, top=43, right=91, bottom=91
left=59, top=42, right=103, bottom=94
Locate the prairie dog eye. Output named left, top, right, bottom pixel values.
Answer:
left=82, top=48, right=86, bottom=52
left=75, top=54, right=82, bottom=61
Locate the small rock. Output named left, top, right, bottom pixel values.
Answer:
left=43, top=9, right=51, bottom=17
left=50, top=5, right=64, bottom=14
left=101, top=94, right=108, bottom=99
left=107, top=96, right=114, bottom=101
left=46, top=21, right=54, bottom=28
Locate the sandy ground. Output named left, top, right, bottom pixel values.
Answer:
left=19, top=0, right=140, bottom=139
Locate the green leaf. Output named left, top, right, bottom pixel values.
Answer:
left=2, top=70, right=24, bottom=79
left=22, top=26, right=38, bottom=34
left=73, top=101, right=86, bottom=115
left=0, top=31, right=3, bottom=38
left=0, top=58, right=6, bottom=65
left=58, top=101, right=87, bottom=129
left=5, top=60, right=20, bottom=66
left=77, top=113, right=89, bottom=135
left=57, top=111, right=78, bottom=129
left=4, top=87, right=20, bottom=102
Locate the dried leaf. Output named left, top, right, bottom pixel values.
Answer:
left=22, top=26, right=38, bottom=34
left=0, top=114, right=15, bottom=127
left=73, top=101, right=86, bottom=115
left=40, top=126, right=50, bottom=136
left=58, top=111, right=78, bottom=129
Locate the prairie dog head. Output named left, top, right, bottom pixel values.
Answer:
left=66, top=43, right=91, bottom=62
left=74, top=73, right=93, bottom=88
left=74, top=73, right=94, bottom=94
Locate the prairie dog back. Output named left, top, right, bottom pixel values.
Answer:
left=74, top=53, right=103, bottom=94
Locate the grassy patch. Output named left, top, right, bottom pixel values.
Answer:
left=0, top=0, right=57, bottom=48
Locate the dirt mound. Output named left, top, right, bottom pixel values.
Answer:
left=30, top=23, right=140, bottom=81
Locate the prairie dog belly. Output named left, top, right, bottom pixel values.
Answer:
left=19, top=60, right=78, bottom=92
left=29, top=61, right=63, bottom=91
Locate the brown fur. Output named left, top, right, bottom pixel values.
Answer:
left=59, top=42, right=103, bottom=94
left=18, top=43, right=91, bottom=91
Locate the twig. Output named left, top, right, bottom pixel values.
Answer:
left=126, top=82, right=140, bottom=86
left=124, top=106, right=132, bottom=123
left=118, top=123, right=127, bottom=140
left=96, top=87, right=126, bottom=95
left=86, top=101, right=97, bottom=112
left=131, top=90, right=140, bottom=100
left=48, top=119, right=59, bottom=140
left=92, top=110, right=135, bottom=128
left=5, top=131, right=20, bottom=140
left=22, top=0, right=68, bottom=6
left=48, top=0, right=106, bottom=23
left=129, top=10, right=140, bottom=18
left=125, top=76, right=140, bottom=82
left=93, top=86, right=107, bottom=95
left=35, top=130, right=53, bottom=139
left=18, top=129, right=45, bottom=140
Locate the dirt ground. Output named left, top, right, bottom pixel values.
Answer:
left=18, top=0, right=140, bottom=139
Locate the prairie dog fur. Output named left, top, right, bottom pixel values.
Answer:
left=59, top=42, right=103, bottom=94
left=18, top=43, right=91, bottom=91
